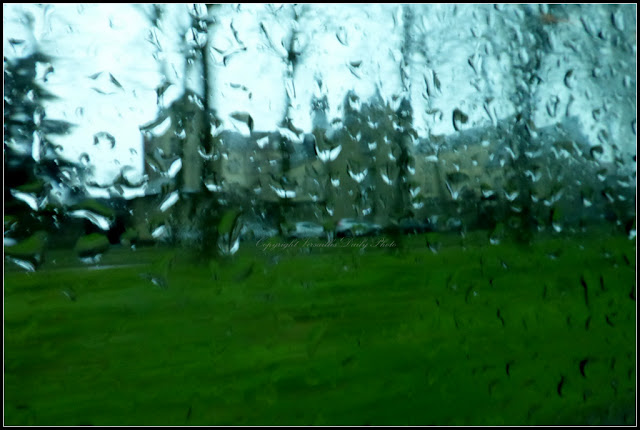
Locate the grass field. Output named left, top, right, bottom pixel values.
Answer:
left=4, top=229, right=636, bottom=425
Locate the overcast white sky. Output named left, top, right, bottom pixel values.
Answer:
left=3, top=4, right=636, bottom=190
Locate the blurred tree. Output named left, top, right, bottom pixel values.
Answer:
left=310, top=91, right=340, bottom=233
left=4, top=51, right=87, bottom=242
left=495, top=4, right=552, bottom=243
left=188, top=4, right=226, bottom=256
left=387, top=5, right=420, bottom=244
left=260, top=4, right=311, bottom=235
left=139, top=4, right=227, bottom=255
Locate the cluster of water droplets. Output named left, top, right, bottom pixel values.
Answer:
left=4, top=4, right=636, bottom=271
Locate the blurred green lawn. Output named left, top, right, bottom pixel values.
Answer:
left=4, top=230, right=636, bottom=425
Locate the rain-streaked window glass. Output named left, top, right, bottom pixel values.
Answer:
left=4, top=4, right=636, bottom=426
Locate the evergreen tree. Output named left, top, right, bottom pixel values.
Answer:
left=4, top=52, right=86, bottom=240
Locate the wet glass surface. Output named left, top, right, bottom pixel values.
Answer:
left=4, top=4, right=636, bottom=425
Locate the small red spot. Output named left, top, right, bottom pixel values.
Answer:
left=540, top=13, right=568, bottom=25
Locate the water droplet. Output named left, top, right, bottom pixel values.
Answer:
left=140, top=273, right=168, bottom=289
left=256, top=136, right=270, bottom=149
left=62, top=288, right=77, bottom=302
left=589, top=145, right=604, bottom=161
left=80, top=152, right=91, bottom=167
left=546, top=96, right=560, bottom=118
left=611, top=9, right=625, bottom=31
left=452, top=109, right=468, bottom=131
left=564, top=69, right=575, bottom=89
left=205, top=180, right=223, bottom=192
left=93, top=132, right=116, bottom=148
left=167, top=158, right=182, bottom=178
left=270, top=185, right=296, bottom=199
left=151, top=225, right=169, bottom=240
left=505, top=190, right=519, bottom=202
left=381, top=171, right=393, bottom=186
left=6, top=256, right=36, bottom=272
left=230, top=112, right=254, bottom=133
left=316, top=144, right=342, bottom=163
left=68, top=210, right=113, bottom=231
left=445, top=182, right=461, bottom=200
left=468, top=53, right=481, bottom=75
left=597, top=129, right=609, bottom=145
left=518, top=47, right=529, bottom=64
left=159, top=191, right=179, bottom=212
left=218, top=235, right=240, bottom=256
left=347, top=166, right=368, bottom=183
left=336, top=26, right=348, bottom=46
left=10, top=190, right=40, bottom=211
